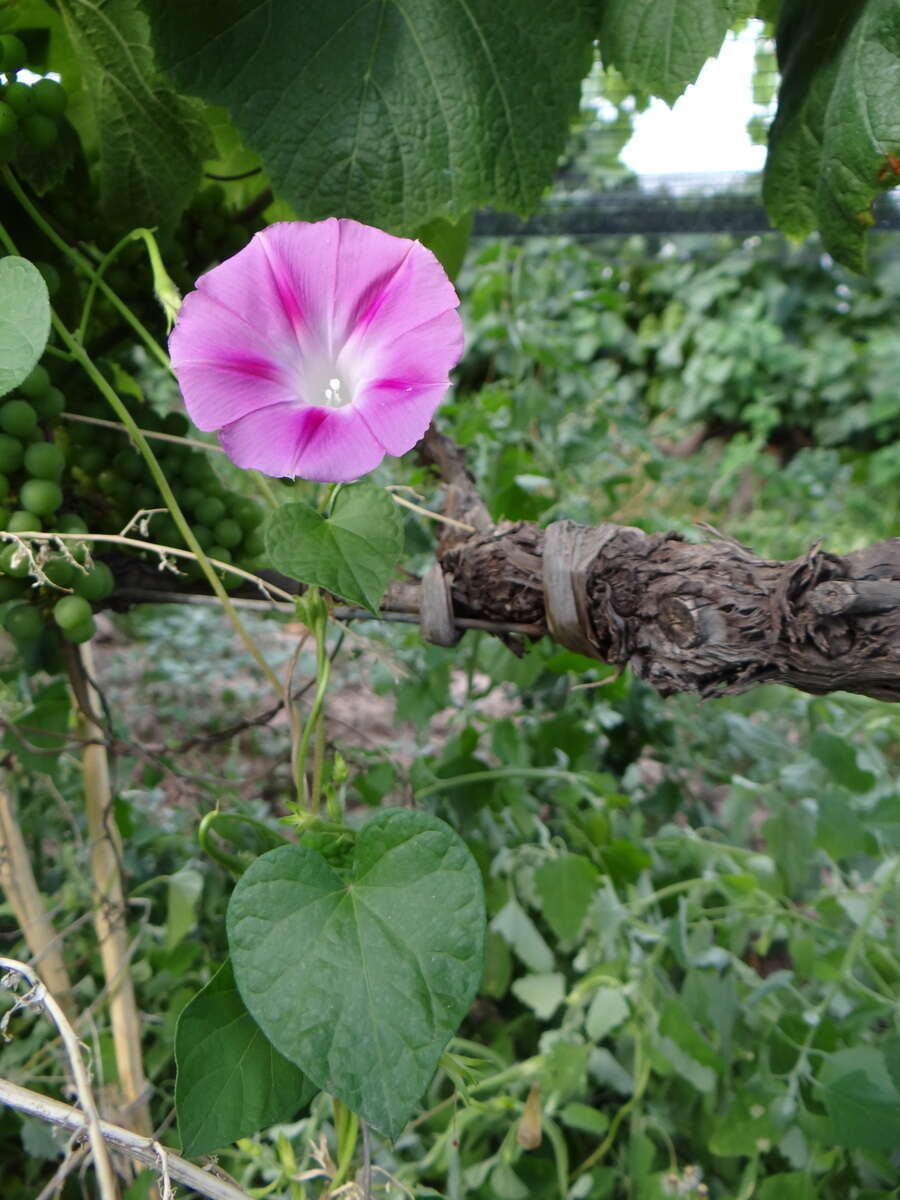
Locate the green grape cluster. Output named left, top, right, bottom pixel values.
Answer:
left=0, top=363, right=114, bottom=668
left=0, top=355, right=270, bottom=672
left=0, top=35, right=68, bottom=164
left=173, top=184, right=265, bottom=290
left=64, top=399, right=266, bottom=586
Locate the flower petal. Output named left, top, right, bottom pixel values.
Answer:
left=335, top=224, right=461, bottom=361
left=170, top=292, right=297, bottom=431
left=219, top=403, right=385, bottom=483
left=355, top=380, right=450, bottom=456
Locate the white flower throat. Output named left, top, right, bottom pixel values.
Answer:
left=302, top=358, right=356, bottom=409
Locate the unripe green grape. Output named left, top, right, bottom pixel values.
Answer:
left=0, top=576, right=26, bottom=601
left=31, top=387, right=65, bottom=421
left=191, top=523, right=213, bottom=550
left=4, top=603, right=43, bottom=642
left=0, top=435, right=23, bottom=473
left=243, top=528, right=265, bottom=558
left=3, top=81, right=33, bottom=117
left=24, top=441, right=64, bottom=481
left=43, top=557, right=75, bottom=588
left=61, top=616, right=95, bottom=643
left=22, top=114, right=57, bottom=148
left=134, top=485, right=157, bottom=509
left=57, top=514, right=88, bottom=534
left=0, top=134, right=14, bottom=164
left=53, top=593, right=91, bottom=631
left=0, top=544, right=29, bottom=577
left=195, top=496, right=225, bottom=525
left=72, top=561, right=113, bottom=602
left=0, top=475, right=9, bottom=502
left=30, top=78, right=67, bottom=117
left=213, top=517, right=242, bottom=549
left=19, top=364, right=51, bottom=398
left=20, top=479, right=62, bottom=516
left=0, top=35, right=27, bottom=74
left=153, top=516, right=181, bottom=547
left=181, top=487, right=203, bottom=512
left=67, top=422, right=93, bottom=449
left=0, top=101, right=18, bottom=137
left=79, top=447, right=105, bottom=476
left=112, top=449, right=143, bottom=481
left=0, top=399, right=37, bottom=438
left=7, top=510, right=42, bottom=532
left=0, top=506, right=9, bottom=530
left=208, top=544, right=232, bottom=564
left=232, top=498, right=263, bottom=531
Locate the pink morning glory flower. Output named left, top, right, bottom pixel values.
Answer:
left=169, top=219, right=464, bottom=482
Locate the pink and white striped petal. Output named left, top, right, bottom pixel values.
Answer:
left=169, top=218, right=464, bottom=482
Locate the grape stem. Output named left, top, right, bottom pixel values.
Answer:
left=1, top=167, right=171, bottom=371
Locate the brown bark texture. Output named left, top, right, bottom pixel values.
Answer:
left=418, top=428, right=900, bottom=703
left=440, top=520, right=900, bottom=702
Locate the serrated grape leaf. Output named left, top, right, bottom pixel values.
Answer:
left=175, top=960, right=315, bottom=1157
left=265, top=485, right=403, bottom=614
left=227, top=808, right=485, bottom=1140
left=56, top=0, right=210, bottom=234
left=596, top=0, right=736, bottom=105
left=142, top=0, right=593, bottom=233
left=763, top=0, right=900, bottom=271
left=0, top=258, right=50, bottom=399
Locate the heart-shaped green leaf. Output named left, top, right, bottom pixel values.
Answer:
left=265, top=484, right=403, bottom=613
left=0, top=258, right=50, bottom=399
left=175, top=959, right=316, bottom=1157
left=227, top=809, right=485, bottom=1139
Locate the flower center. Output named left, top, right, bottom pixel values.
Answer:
left=323, top=376, right=345, bottom=406
left=301, top=357, right=357, bottom=410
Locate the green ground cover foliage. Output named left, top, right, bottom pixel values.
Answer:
left=2, top=227, right=899, bottom=1198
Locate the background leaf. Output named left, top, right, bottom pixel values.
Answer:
left=175, top=960, right=315, bottom=1157
left=821, top=1046, right=900, bottom=1152
left=0, top=257, right=50, bottom=399
left=57, top=0, right=210, bottom=233
left=763, top=0, right=900, bottom=270
left=596, top=0, right=736, bottom=105
left=227, top=808, right=485, bottom=1139
left=142, top=0, right=593, bottom=233
left=535, top=853, right=600, bottom=941
left=265, top=485, right=404, bottom=613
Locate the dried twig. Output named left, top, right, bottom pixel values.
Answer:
left=0, top=958, right=119, bottom=1200
left=0, top=1077, right=253, bottom=1200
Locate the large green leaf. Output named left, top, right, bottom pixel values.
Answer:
left=0, top=258, right=50, bottom=399
left=175, top=960, right=315, bottom=1157
left=596, top=0, right=736, bottom=105
left=763, top=0, right=900, bottom=270
left=56, top=0, right=210, bottom=233
left=141, top=0, right=593, bottom=233
left=227, top=808, right=485, bottom=1139
left=265, top=484, right=404, bottom=613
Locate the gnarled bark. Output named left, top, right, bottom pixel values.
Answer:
left=441, top=519, right=900, bottom=702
